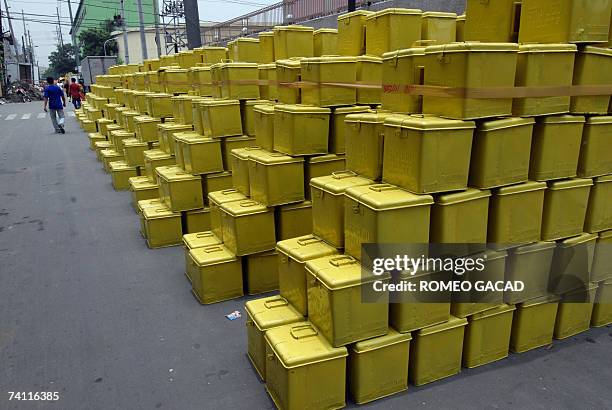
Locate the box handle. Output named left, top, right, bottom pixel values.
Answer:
left=264, top=296, right=289, bottom=309
left=220, top=188, right=238, bottom=195
left=369, top=183, right=397, bottom=192
left=195, top=232, right=214, bottom=238
left=267, top=353, right=276, bottom=361
left=202, top=245, right=224, bottom=253
left=269, top=152, right=286, bottom=158
left=246, top=320, right=254, bottom=327
left=329, top=255, right=358, bottom=267
left=331, top=170, right=357, bottom=179
left=290, top=324, right=318, bottom=339
left=412, top=39, right=437, bottom=47
left=239, top=199, right=259, bottom=207
left=297, top=236, right=322, bottom=246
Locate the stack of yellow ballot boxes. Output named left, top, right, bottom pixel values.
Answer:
left=81, top=4, right=612, bottom=406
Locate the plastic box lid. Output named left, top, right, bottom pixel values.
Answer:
left=520, top=294, right=561, bottom=307
left=245, top=296, right=303, bottom=331
left=310, top=171, right=374, bottom=195
left=258, top=63, right=276, bottom=70
left=301, top=56, right=357, bottom=64
left=558, top=232, right=598, bottom=247
left=337, top=10, right=374, bottom=21
left=306, top=254, right=387, bottom=290
left=538, top=114, right=585, bottom=124
left=258, top=31, right=274, bottom=37
left=174, top=131, right=201, bottom=142
left=189, top=66, right=211, bottom=73
left=235, top=37, right=259, bottom=43
left=385, top=114, right=476, bottom=131
left=547, top=178, right=593, bottom=191
left=249, top=151, right=304, bottom=166
left=495, top=181, right=547, bottom=196
left=206, top=171, right=232, bottom=180
left=231, top=147, right=266, bottom=161
left=595, top=175, right=612, bottom=184
left=109, top=160, right=136, bottom=171
left=208, top=189, right=247, bottom=205
left=382, top=47, right=427, bottom=60
left=189, top=244, right=237, bottom=266
left=276, top=58, right=303, bottom=69
left=276, top=234, right=338, bottom=263
left=582, top=46, right=612, bottom=57
left=137, top=198, right=165, bottom=212
left=253, top=104, right=275, bottom=114
left=367, top=8, right=423, bottom=19
left=275, top=104, right=331, bottom=115
left=245, top=99, right=273, bottom=107
left=479, top=117, right=535, bottom=132
left=435, top=188, right=491, bottom=206
left=182, top=136, right=217, bottom=146
left=307, top=154, right=344, bottom=165
left=314, top=28, right=338, bottom=34
left=220, top=199, right=270, bottom=217
left=416, top=315, right=467, bottom=336
left=518, top=44, right=577, bottom=53
left=422, top=11, right=457, bottom=19
left=182, top=231, right=220, bottom=249
left=135, top=116, right=161, bottom=124
left=425, top=42, right=519, bottom=54
left=586, top=116, right=612, bottom=125
left=345, top=183, right=434, bottom=211
left=344, top=112, right=390, bottom=124
left=143, top=205, right=178, bottom=220
left=157, top=166, right=200, bottom=182
left=265, top=322, right=347, bottom=369
left=273, top=25, right=314, bottom=32
left=334, top=106, right=371, bottom=115
left=598, top=229, right=612, bottom=240
left=124, top=138, right=148, bottom=147
left=512, top=241, right=556, bottom=256
left=201, top=99, right=241, bottom=107
left=111, top=130, right=136, bottom=138
left=278, top=200, right=312, bottom=212
left=352, top=328, right=412, bottom=353
left=469, top=304, right=516, bottom=322
left=356, top=55, right=382, bottom=63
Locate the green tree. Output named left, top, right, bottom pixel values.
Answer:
left=78, top=19, right=118, bottom=57
left=47, top=43, right=78, bottom=77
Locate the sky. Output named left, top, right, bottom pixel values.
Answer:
left=2, top=0, right=279, bottom=69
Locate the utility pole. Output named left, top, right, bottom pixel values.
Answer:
left=28, top=30, right=36, bottom=82
left=120, top=0, right=130, bottom=63
left=136, top=0, right=148, bottom=60
left=66, top=0, right=80, bottom=72
left=152, top=0, right=162, bottom=57
left=184, top=0, right=201, bottom=49
left=0, top=0, right=4, bottom=91
left=3, top=0, right=19, bottom=58
left=56, top=7, right=64, bottom=45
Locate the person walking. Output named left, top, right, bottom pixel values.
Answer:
left=69, top=78, right=83, bottom=109
left=43, top=77, right=67, bottom=134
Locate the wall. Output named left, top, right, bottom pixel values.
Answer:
left=74, top=0, right=156, bottom=40
left=112, top=28, right=169, bottom=65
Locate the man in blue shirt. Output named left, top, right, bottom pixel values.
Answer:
left=43, top=77, right=67, bottom=134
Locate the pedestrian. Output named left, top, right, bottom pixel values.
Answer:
left=43, top=77, right=67, bottom=134
left=69, top=78, right=83, bottom=109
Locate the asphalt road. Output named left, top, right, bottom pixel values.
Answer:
left=1, top=101, right=611, bottom=410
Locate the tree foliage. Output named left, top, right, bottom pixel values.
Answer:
left=47, top=43, right=78, bottom=78
left=78, top=19, right=118, bottom=58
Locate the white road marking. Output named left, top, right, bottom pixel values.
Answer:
left=4, top=114, right=16, bottom=120
left=37, top=113, right=47, bottom=119
left=22, top=113, right=31, bottom=120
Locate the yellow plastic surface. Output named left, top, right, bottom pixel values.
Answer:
left=519, top=0, right=612, bottom=44
left=208, top=189, right=247, bottom=241
left=219, top=199, right=276, bottom=256
left=275, top=201, right=312, bottom=241
left=110, top=161, right=138, bottom=191
left=366, top=8, right=423, bottom=56
left=344, top=113, right=389, bottom=180
left=592, top=230, right=612, bottom=282
left=264, top=322, right=347, bottom=410
left=248, top=151, right=305, bottom=207
left=188, top=245, right=243, bottom=304
left=218, top=62, right=260, bottom=100
left=591, top=280, right=612, bottom=327
left=463, top=304, right=515, bottom=368
left=464, top=0, right=520, bottom=42
left=510, top=296, right=560, bottom=353
left=306, top=254, right=389, bottom=347
left=245, top=296, right=302, bottom=381
left=200, top=99, right=243, bottom=138
left=330, top=106, right=371, bottom=155
left=300, top=57, right=357, bottom=107
left=313, top=28, right=338, bottom=56
left=258, top=32, right=275, bottom=63
left=230, top=147, right=266, bottom=196
left=183, top=208, right=212, bottom=234
left=505, top=242, right=556, bottom=304
left=577, top=116, right=612, bottom=178
left=232, top=38, right=260, bottom=63
left=348, top=329, right=411, bottom=404
left=356, top=56, right=382, bottom=105
left=253, top=104, right=275, bottom=151
left=222, top=135, right=256, bottom=171
left=570, top=47, right=612, bottom=114
left=143, top=205, right=182, bottom=248
left=421, top=11, right=457, bottom=44
left=157, top=166, right=204, bottom=212
left=337, top=10, right=373, bottom=56
left=529, top=115, right=585, bottom=181
left=541, top=178, right=593, bottom=241
left=554, top=283, right=598, bottom=339
left=344, top=184, right=433, bottom=260
left=277, top=235, right=339, bottom=316
left=409, top=316, right=467, bottom=386
left=382, top=115, right=475, bottom=194
left=273, top=25, right=314, bottom=59
left=469, top=117, right=535, bottom=189
left=423, top=43, right=519, bottom=120
left=244, top=251, right=279, bottom=295
left=276, top=59, right=302, bottom=104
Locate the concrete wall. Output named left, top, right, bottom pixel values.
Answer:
left=302, top=0, right=466, bottom=29
left=112, top=29, right=169, bottom=65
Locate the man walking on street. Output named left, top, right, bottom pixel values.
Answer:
left=69, top=78, right=83, bottom=109
left=43, top=77, right=67, bottom=134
